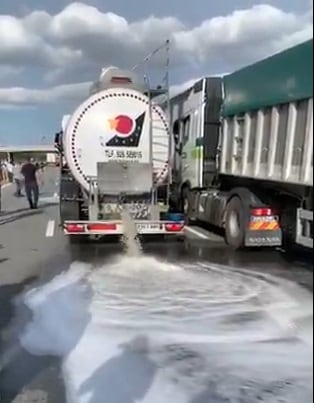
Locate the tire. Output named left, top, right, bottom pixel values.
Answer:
left=225, top=196, right=246, bottom=249
left=168, top=191, right=180, bottom=213
left=281, top=206, right=297, bottom=251
left=181, top=186, right=192, bottom=224
left=181, top=187, right=189, bottom=213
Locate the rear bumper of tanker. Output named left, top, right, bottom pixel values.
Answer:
left=63, top=220, right=185, bottom=237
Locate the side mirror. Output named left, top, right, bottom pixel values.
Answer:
left=54, top=131, right=61, bottom=144
left=54, top=131, right=63, bottom=154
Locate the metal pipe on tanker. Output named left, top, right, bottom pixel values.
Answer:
left=164, top=39, right=172, bottom=204
left=144, top=73, right=155, bottom=206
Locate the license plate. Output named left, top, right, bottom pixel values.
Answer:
left=137, top=223, right=161, bottom=231
left=250, top=216, right=277, bottom=222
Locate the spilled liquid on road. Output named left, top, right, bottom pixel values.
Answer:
left=120, top=208, right=142, bottom=257
left=19, top=222, right=313, bottom=402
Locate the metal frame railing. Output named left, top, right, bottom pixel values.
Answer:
left=131, top=39, right=172, bottom=205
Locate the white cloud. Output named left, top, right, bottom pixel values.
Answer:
left=0, top=82, right=91, bottom=105
left=0, top=104, right=37, bottom=111
left=0, top=2, right=312, bottom=107
left=0, top=3, right=312, bottom=75
left=0, top=13, right=82, bottom=68
left=0, top=78, right=202, bottom=106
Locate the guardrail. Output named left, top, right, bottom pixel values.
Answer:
left=296, top=208, right=313, bottom=249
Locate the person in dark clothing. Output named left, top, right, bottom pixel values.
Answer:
left=21, top=158, right=39, bottom=209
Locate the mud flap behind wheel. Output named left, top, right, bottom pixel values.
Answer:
left=60, top=200, right=81, bottom=223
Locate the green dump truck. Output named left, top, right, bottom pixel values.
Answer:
left=170, top=39, right=313, bottom=249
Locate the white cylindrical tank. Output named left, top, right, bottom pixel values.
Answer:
left=63, top=68, right=169, bottom=192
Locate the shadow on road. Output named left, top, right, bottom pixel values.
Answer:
left=79, top=336, right=157, bottom=403
left=0, top=207, right=31, bottom=217
left=0, top=202, right=58, bottom=226
left=0, top=350, right=65, bottom=403
left=0, top=209, right=42, bottom=225
left=189, top=387, right=228, bottom=403
left=0, top=276, right=36, bottom=335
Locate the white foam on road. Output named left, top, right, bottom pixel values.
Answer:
left=184, top=226, right=210, bottom=239
left=19, top=257, right=313, bottom=403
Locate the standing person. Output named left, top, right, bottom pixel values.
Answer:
left=0, top=162, right=4, bottom=185
left=12, top=161, right=24, bottom=197
left=35, top=162, right=44, bottom=190
left=21, top=158, right=39, bottom=209
left=6, top=160, right=13, bottom=183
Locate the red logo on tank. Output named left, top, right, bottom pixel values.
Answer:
left=106, top=112, right=145, bottom=148
left=108, top=115, right=134, bottom=136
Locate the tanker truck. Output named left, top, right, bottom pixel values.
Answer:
left=169, top=39, right=313, bottom=250
left=55, top=67, right=184, bottom=241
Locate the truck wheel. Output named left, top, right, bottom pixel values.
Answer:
left=168, top=191, right=180, bottom=212
left=181, top=186, right=192, bottom=224
left=182, top=187, right=189, bottom=214
left=225, top=197, right=246, bottom=249
left=281, top=206, right=297, bottom=250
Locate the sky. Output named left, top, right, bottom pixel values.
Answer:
left=0, top=0, right=313, bottom=146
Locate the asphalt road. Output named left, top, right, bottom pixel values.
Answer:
left=0, top=167, right=313, bottom=403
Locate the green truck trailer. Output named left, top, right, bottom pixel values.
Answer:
left=170, top=39, right=313, bottom=249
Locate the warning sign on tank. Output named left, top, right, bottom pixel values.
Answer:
left=104, top=149, right=143, bottom=160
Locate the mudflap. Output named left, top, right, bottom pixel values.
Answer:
left=245, top=229, right=282, bottom=247
left=68, top=234, right=86, bottom=245
left=60, top=200, right=81, bottom=223
left=138, top=233, right=185, bottom=243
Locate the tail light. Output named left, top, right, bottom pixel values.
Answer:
left=251, top=208, right=278, bottom=217
left=87, top=223, right=117, bottom=231
left=165, top=223, right=184, bottom=232
left=65, top=223, right=85, bottom=233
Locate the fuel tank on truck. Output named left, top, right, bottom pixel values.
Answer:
left=62, top=67, right=170, bottom=193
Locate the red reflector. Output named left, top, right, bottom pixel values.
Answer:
left=165, top=223, right=184, bottom=232
left=251, top=208, right=278, bottom=216
left=66, top=224, right=84, bottom=233
left=87, top=223, right=117, bottom=231
left=111, top=77, right=132, bottom=84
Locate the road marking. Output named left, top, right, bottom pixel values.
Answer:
left=45, top=220, right=55, bottom=237
left=185, top=226, right=210, bottom=240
